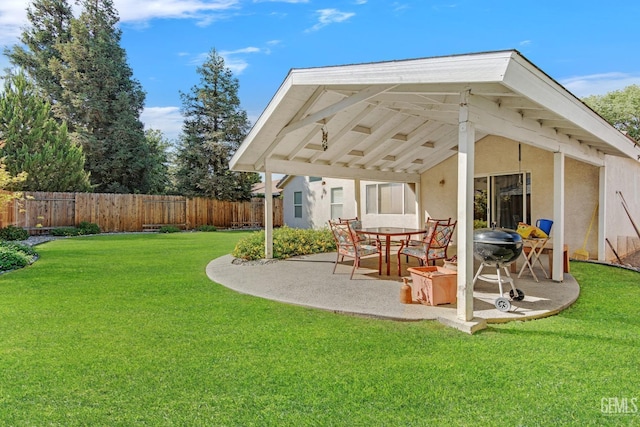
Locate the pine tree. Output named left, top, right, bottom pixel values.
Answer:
left=49, top=0, right=157, bottom=193
left=175, top=49, right=260, bottom=200
left=0, top=72, right=91, bottom=192
left=3, top=0, right=73, bottom=116
left=142, top=129, right=172, bottom=194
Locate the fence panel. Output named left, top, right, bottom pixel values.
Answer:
left=143, top=196, right=187, bottom=230
left=0, top=192, right=283, bottom=234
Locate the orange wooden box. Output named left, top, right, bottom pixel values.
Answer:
left=407, top=266, right=457, bottom=306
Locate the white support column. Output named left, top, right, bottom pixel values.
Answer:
left=264, top=167, right=274, bottom=259
left=457, top=90, right=475, bottom=322
left=354, top=178, right=361, bottom=219
left=552, top=151, right=565, bottom=282
left=598, top=166, right=607, bottom=261
left=415, top=181, right=423, bottom=228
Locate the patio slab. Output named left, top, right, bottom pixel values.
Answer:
left=206, top=251, right=580, bottom=333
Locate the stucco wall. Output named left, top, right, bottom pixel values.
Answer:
left=604, top=155, right=640, bottom=260
left=280, top=177, right=418, bottom=229
left=281, top=176, right=357, bottom=229
left=421, top=135, right=603, bottom=257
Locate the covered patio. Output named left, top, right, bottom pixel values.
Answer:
left=230, top=50, right=639, bottom=332
left=207, top=251, right=579, bottom=333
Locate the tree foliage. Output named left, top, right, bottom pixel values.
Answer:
left=49, top=0, right=153, bottom=193
left=0, top=72, right=91, bottom=192
left=0, top=157, right=27, bottom=211
left=3, top=0, right=73, bottom=115
left=5, top=0, right=169, bottom=194
left=583, top=84, right=640, bottom=143
left=174, top=49, right=260, bottom=200
left=143, top=129, right=172, bottom=194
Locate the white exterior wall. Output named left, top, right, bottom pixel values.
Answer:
left=281, top=176, right=357, bottom=229
left=604, top=155, right=640, bottom=259
left=280, top=177, right=418, bottom=229
left=421, top=135, right=606, bottom=258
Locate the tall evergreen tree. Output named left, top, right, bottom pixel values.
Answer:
left=0, top=72, right=91, bottom=192
left=3, top=0, right=73, bottom=116
left=175, top=49, right=260, bottom=200
left=143, top=128, right=172, bottom=194
left=48, top=0, right=156, bottom=193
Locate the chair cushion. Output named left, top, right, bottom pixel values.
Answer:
left=359, top=244, right=379, bottom=256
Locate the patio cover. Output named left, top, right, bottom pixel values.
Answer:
left=230, top=50, right=640, bottom=325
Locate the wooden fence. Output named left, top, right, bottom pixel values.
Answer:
left=0, top=192, right=283, bottom=234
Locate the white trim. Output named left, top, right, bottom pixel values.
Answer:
left=552, top=152, right=565, bottom=282
left=264, top=169, right=274, bottom=259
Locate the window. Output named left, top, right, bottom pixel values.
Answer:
left=293, top=191, right=302, bottom=218
left=330, top=187, right=343, bottom=219
left=308, top=176, right=322, bottom=182
left=365, top=183, right=416, bottom=215
left=474, top=173, right=531, bottom=229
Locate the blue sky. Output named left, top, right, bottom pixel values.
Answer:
left=2, top=0, right=640, bottom=142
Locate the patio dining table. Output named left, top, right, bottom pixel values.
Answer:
left=357, top=227, right=426, bottom=275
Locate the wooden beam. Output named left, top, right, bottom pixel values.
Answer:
left=468, top=94, right=606, bottom=166
left=279, top=85, right=394, bottom=137
left=266, top=158, right=420, bottom=183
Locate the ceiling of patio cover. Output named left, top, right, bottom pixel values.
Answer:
left=231, top=50, right=640, bottom=183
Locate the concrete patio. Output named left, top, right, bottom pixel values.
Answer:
left=206, top=249, right=580, bottom=333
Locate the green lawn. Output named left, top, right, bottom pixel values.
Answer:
left=1, top=232, right=639, bottom=426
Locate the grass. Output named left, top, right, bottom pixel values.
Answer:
left=1, top=232, right=639, bottom=426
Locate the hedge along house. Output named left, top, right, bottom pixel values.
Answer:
left=230, top=50, right=640, bottom=326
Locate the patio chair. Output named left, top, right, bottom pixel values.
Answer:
left=397, top=218, right=457, bottom=275
left=328, top=219, right=381, bottom=279
left=338, top=217, right=361, bottom=229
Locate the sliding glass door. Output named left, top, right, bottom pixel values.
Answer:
left=474, top=173, right=530, bottom=230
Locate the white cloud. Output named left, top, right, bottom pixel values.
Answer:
left=0, top=0, right=240, bottom=49
left=560, top=72, right=640, bottom=98
left=140, top=106, right=183, bottom=141
left=0, top=2, right=28, bottom=46
left=253, top=0, right=310, bottom=3
left=306, top=9, right=355, bottom=32
left=115, top=0, right=239, bottom=25
left=188, top=47, right=264, bottom=74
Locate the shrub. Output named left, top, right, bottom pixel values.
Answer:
left=0, top=246, right=33, bottom=271
left=51, top=222, right=100, bottom=236
left=78, top=221, right=101, bottom=235
left=51, top=227, right=84, bottom=236
left=232, top=226, right=336, bottom=260
left=158, top=225, right=182, bottom=233
left=474, top=219, right=488, bottom=229
left=0, top=241, right=37, bottom=257
left=0, top=225, right=29, bottom=241
left=195, top=225, right=217, bottom=232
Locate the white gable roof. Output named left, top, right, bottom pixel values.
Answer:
left=231, top=50, right=639, bottom=182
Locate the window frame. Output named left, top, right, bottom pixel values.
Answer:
left=293, top=191, right=302, bottom=218
left=365, top=183, right=416, bottom=215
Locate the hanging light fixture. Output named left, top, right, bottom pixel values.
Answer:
left=518, top=143, right=523, bottom=187
left=321, top=126, right=328, bottom=151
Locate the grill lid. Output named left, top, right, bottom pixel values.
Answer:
left=473, top=227, right=522, bottom=244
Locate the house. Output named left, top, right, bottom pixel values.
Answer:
left=277, top=175, right=417, bottom=229
left=251, top=181, right=282, bottom=198
left=230, top=50, right=640, bottom=324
